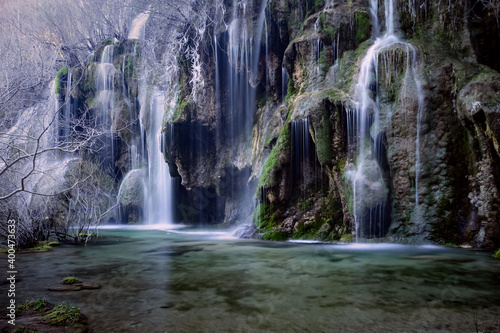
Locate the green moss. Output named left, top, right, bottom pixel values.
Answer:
left=48, top=241, right=61, bottom=247
left=336, top=158, right=347, bottom=173
left=318, top=12, right=338, bottom=41
left=101, top=39, right=113, bottom=46
left=173, top=99, right=189, bottom=121
left=354, top=11, right=371, bottom=46
left=252, top=202, right=277, bottom=230
left=262, top=231, right=289, bottom=241
left=494, top=249, right=500, bottom=259
left=82, top=63, right=97, bottom=93
left=55, top=67, right=69, bottom=94
left=293, top=219, right=324, bottom=239
left=340, top=233, right=353, bottom=242
left=300, top=198, right=314, bottom=211
left=61, top=277, right=80, bottom=285
left=285, top=78, right=295, bottom=102
left=43, top=303, right=80, bottom=326
left=19, top=299, right=81, bottom=327
left=28, top=242, right=53, bottom=252
left=18, top=298, right=49, bottom=312
left=257, top=122, right=291, bottom=190
left=314, top=111, right=332, bottom=165
left=257, top=88, right=269, bottom=109
left=334, top=40, right=373, bottom=93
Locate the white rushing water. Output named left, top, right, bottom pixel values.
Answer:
left=128, top=9, right=150, bottom=40
left=212, top=0, right=267, bottom=222
left=96, top=45, right=116, bottom=169
left=144, top=91, right=174, bottom=224
left=348, top=0, right=424, bottom=240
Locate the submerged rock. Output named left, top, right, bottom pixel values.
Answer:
left=233, top=224, right=256, bottom=239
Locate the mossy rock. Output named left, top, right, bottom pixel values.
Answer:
left=61, top=277, right=80, bottom=285
left=27, top=242, right=53, bottom=252
left=14, top=299, right=88, bottom=332
left=354, top=11, right=371, bottom=47
left=252, top=202, right=278, bottom=230
left=257, top=121, right=291, bottom=191
left=340, top=233, right=353, bottom=242
left=262, top=231, right=290, bottom=241
left=55, top=67, right=69, bottom=94
left=494, top=249, right=500, bottom=259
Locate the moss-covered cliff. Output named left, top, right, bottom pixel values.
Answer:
left=160, top=0, right=499, bottom=247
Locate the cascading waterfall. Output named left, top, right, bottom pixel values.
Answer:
left=214, top=0, right=267, bottom=222
left=224, top=0, right=266, bottom=143
left=96, top=45, right=116, bottom=170
left=291, top=118, right=320, bottom=200
left=144, top=91, right=174, bottom=225
left=128, top=8, right=150, bottom=40
left=117, top=14, right=175, bottom=225
left=347, top=0, right=424, bottom=240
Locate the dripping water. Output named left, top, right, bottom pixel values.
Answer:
left=348, top=0, right=424, bottom=240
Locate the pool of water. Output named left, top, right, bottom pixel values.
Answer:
left=2, top=227, right=500, bottom=332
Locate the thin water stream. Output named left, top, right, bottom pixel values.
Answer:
left=3, top=228, right=500, bottom=332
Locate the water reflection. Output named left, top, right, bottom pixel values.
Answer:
left=7, top=229, right=500, bottom=332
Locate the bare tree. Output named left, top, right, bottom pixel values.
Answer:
left=55, top=159, right=117, bottom=245
left=0, top=0, right=196, bottom=248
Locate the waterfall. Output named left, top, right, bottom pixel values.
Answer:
left=144, top=91, right=174, bottom=225
left=128, top=8, right=150, bottom=40
left=96, top=44, right=116, bottom=171
left=213, top=0, right=267, bottom=223
left=291, top=118, right=319, bottom=200
left=347, top=0, right=424, bottom=240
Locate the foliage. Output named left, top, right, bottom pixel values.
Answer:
left=494, top=249, right=500, bottom=259
left=61, top=277, right=80, bottom=285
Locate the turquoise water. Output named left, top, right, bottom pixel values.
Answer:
left=5, top=227, right=500, bottom=332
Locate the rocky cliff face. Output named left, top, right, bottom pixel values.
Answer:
left=163, top=0, right=499, bottom=248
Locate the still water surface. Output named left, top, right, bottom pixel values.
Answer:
left=7, top=226, right=500, bottom=332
